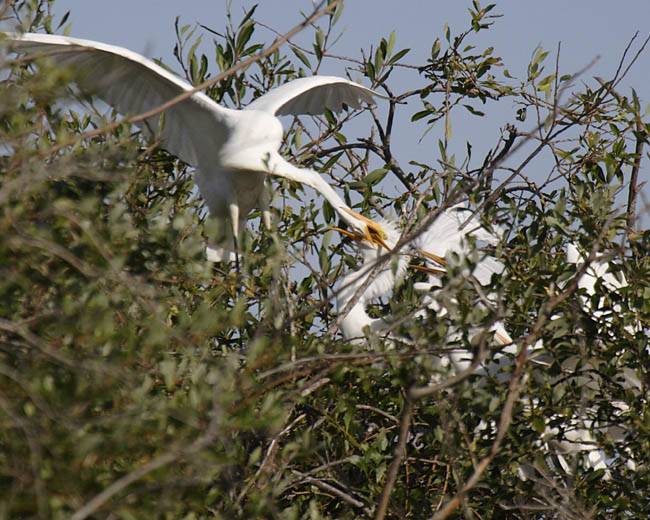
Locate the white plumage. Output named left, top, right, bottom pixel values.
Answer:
left=414, top=205, right=505, bottom=285
left=565, top=242, right=645, bottom=342
left=566, top=243, right=628, bottom=321
left=335, top=220, right=408, bottom=340
left=413, top=205, right=513, bottom=348
left=4, top=32, right=386, bottom=260
left=335, top=206, right=514, bottom=352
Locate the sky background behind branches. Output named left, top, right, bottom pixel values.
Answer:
left=52, top=0, right=650, bottom=225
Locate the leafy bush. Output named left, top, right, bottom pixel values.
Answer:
left=0, top=1, right=648, bottom=518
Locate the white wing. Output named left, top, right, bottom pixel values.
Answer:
left=245, top=75, right=378, bottom=116
left=4, top=32, right=237, bottom=166
left=415, top=206, right=502, bottom=259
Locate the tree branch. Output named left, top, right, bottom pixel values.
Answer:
left=374, top=398, right=414, bottom=520
left=626, top=111, right=645, bottom=232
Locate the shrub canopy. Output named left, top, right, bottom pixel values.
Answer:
left=0, top=1, right=648, bottom=518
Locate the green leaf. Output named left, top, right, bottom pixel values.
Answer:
left=331, top=1, right=345, bottom=25
left=235, top=21, right=255, bottom=54
left=291, top=47, right=311, bottom=69
left=463, top=104, right=485, bottom=117
left=363, top=167, right=388, bottom=186
left=323, top=200, right=335, bottom=223
left=238, top=4, right=258, bottom=28
left=537, top=74, right=555, bottom=96
left=321, top=152, right=343, bottom=171
left=431, top=38, right=441, bottom=60
left=411, top=109, right=433, bottom=122
left=56, top=10, right=70, bottom=30
left=315, top=29, right=325, bottom=53
left=387, top=48, right=410, bottom=66
left=374, top=46, right=384, bottom=73
left=387, top=31, right=396, bottom=56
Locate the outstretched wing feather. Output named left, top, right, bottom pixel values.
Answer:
left=4, top=33, right=236, bottom=166
left=245, top=75, right=378, bottom=116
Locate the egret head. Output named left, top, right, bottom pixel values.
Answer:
left=334, top=217, right=409, bottom=342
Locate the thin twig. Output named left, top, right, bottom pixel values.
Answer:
left=294, top=472, right=366, bottom=508
left=236, top=413, right=306, bottom=505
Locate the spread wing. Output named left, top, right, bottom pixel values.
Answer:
left=244, top=75, right=379, bottom=116
left=3, top=32, right=238, bottom=166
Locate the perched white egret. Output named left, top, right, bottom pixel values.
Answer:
left=531, top=395, right=642, bottom=479
left=334, top=219, right=408, bottom=340
left=560, top=244, right=643, bottom=474
left=567, top=242, right=647, bottom=348
left=335, top=214, right=639, bottom=478
left=4, top=32, right=388, bottom=261
left=516, top=400, right=611, bottom=481
left=334, top=206, right=513, bottom=351
left=519, top=244, right=643, bottom=480
left=413, top=205, right=513, bottom=348
left=566, top=243, right=627, bottom=292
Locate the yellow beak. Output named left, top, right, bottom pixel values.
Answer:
left=339, top=208, right=391, bottom=250
left=410, top=264, right=446, bottom=276
left=494, top=330, right=513, bottom=346
left=417, top=248, right=447, bottom=266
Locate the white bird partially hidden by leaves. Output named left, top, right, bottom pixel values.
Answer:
left=335, top=219, right=408, bottom=341
left=413, top=205, right=513, bottom=349
left=334, top=206, right=513, bottom=349
left=4, top=32, right=388, bottom=261
left=520, top=244, right=643, bottom=480
left=566, top=243, right=634, bottom=333
left=517, top=399, right=612, bottom=482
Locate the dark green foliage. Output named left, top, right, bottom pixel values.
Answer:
left=0, top=2, right=648, bottom=519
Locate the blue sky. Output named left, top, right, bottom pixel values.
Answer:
left=51, top=0, right=650, bottom=224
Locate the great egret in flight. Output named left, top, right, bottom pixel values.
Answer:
left=4, top=33, right=388, bottom=261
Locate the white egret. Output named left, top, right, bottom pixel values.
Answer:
left=519, top=244, right=642, bottom=480
left=334, top=206, right=514, bottom=352
left=412, top=205, right=513, bottom=348
left=567, top=242, right=647, bottom=348
left=334, top=219, right=408, bottom=340
left=335, top=211, right=637, bottom=478
left=4, top=33, right=388, bottom=261
left=560, top=244, right=643, bottom=473
left=566, top=243, right=627, bottom=294
left=515, top=400, right=611, bottom=481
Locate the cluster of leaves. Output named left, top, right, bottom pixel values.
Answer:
left=0, top=1, right=648, bottom=518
